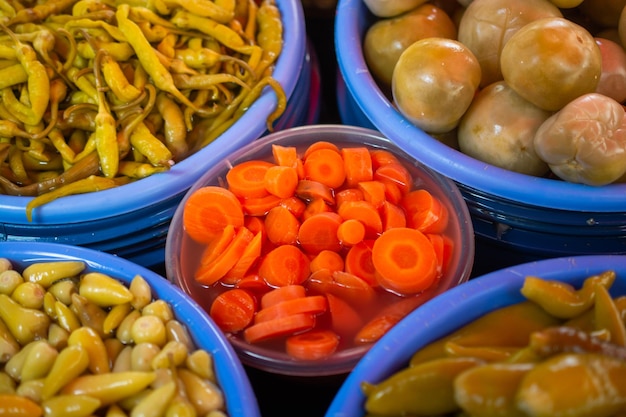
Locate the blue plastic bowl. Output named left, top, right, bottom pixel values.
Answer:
left=0, top=0, right=317, bottom=268
left=325, top=254, right=626, bottom=416
left=334, top=0, right=626, bottom=267
left=0, top=241, right=260, bottom=417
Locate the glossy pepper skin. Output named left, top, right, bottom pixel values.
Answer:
left=362, top=357, right=484, bottom=416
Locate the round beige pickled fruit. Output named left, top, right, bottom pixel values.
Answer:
left=500, top=17, right=602, bottom=112
left=457, top=0, right=562, bottom=87
left=392, top=37, right=481, bottom=134
left=534, top=93, right=626, bottom=186
left=458, top=81, right=551, bottom=176
left=364, top=3, right=457, bottom=89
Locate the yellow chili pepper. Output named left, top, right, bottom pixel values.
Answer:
left=0, top=293, right=50, bottom=345
left=41, top=344, right=89, bottom=400
left=129, top=121, right=173, bottom=168
left=60, top=371, right=157, bottom=406
left=41, top=394, right=101, bottom=417
left=0, top=394, right=43, bottom=417
left=22, top=260, right=86, bottom=288
left=79, top=272, right=134, bottom=307
left=103, top=302, right=132, bottom=335
left=68, top=325, right=110, bottom=374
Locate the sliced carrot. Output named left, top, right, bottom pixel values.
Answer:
left=355, top=291, right=438, bottom=344
left=310, top=249, right=345, bottom=273
left=342, top=146, right=373, bottom=187
left=307, top=269, right=376, bottom=308
left=400, top=189, right=449, bottom=234
left=236, top=274, right=272, bottom=293
left=279, top=196, right=306, bottom=218
left=264, top=205, right=300, bottom=245
left=195, top=226, right=255, bottom=285
left=326, top=293, right=364, bottom=337
left=294, top=158, right=305, bottom=180
left=258, top=244, right=311, bottom=287
left=244, top=215, right=266, bottom=236
left=264, top=165, right=299, bottom=199
left=337, top=200, right=383, bottom=238
left=241, top=193, right=281, bottom=216
left=224, top=231, right=263, bottom=280
left=295, top=179, right=335, bottom=205
left=285, top=329, right=340, bottom=360
left=427, top=233, right=454, bottom=274
left=243, top=312, right=316, bottom=343
left=426, top=233, right=445, bottom=274
left=303, top=140, right=340, bottom=158
left=335, top=188, right=364, bottom=208
left=344, top=240, right=377, bottom=286
left=374, top=162, right=412, bottom=195
left=336, top=218, right=366, bottom=247
left=226, top=159, right=275, bottom=198
left=357, top=180, right=387, bottom=209
left=199, top=223, right=237, bottom=266
left=380, top=179, right=404, bottom=205
left=371, top=227, right=439, bottom=295
left=183, top=186, right=245, bottom=244
left=381, top=200, right=407, bottom=231
left=255, top=295, right=327, bottom=323
left=298, top=212, right=343, bottom=255
left=272, top=143, right=299, bottom=167
left=303, top=148, right=346, bottom=189
left=209, top=288, right=257, bottom=333
left=301, top=197, right=333, bottom=220
left=260, top=284, right=306, bottom=309
left=369, top=148, right=400, bottom=169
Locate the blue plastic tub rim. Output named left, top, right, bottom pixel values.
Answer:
left=1, top=0, right=306, bottom=225
left=0, top=241, right=261, bottom=417
left=325, top=254, right=626, bottom=416
left=334, top=0, right=626, bottom=213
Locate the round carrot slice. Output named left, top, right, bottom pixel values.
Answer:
left=285, top=329, right=340, bottom=360
left=226, top=160, right=275, bottom=198
left=254, top=295, right=327, bottom=323
left=183, top=186, right=245, bottom=244
left=371, top=227, right=439, bottom=295
left=258, top=244, right=311, bottom=287
left=303, top=148, right=346, bottom=189
left=298, top=212, right=343, bottom=255
left=209, top=288, right=257, bottom=333
left=243, top=313, right=316, bottom=344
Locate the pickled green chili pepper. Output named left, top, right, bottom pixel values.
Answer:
left=101, top=53, right=142, bottom=103
left=26, top=174, right=117, bottom=221
left=156, top=91, right=187, bottom=160
left=362, top=357, right=484, bottom=416
left=92, top=49, right=118, bottom=178
left=129, top=121, right=173, bottom=167
left=0, top=62, right=27, bottom=89
left=521, top=270, right=616, bottom=319
left=164, top=0, right=234, bottom=23
left=115, top=3, right=198, bottom=111
left=8, top=0, right=79, bottom=25
left=0, top=24, right=50, bottom=126
left=255, top=0, right=282, bottom=77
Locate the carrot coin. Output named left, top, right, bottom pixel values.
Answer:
left=227, top=160, right=274, bottom=198
left=285, top=329, right=340, bottom=360
left=183, top=186, right=245, bottom=244
left=209, top=288, right=257, bottom=333
left=258, top=244, right=311, bottom=287
left=243, top=313, right=316, bottom=343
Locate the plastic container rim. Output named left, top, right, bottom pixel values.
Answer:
left=334, top=0, right=626, bottom=213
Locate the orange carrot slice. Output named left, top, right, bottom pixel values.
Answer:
left=374, top=162, right=412, bottom=195
left=371, top=227, right=438, bottom=295
left=342, top=146, right=373, bottom=187
left=254, top=295, right=327, bottom=323
left=337, top=200, right=383, bottom=238
left=183, top=186, right=245, bottom=244
left=298, top=212, right=343, bottom=255
left=195, top=226, right=255, bottom=285
left=335, top=188, right=364, bottom=208
left=310, top=250, right=345, bottom=273
left=243, top=313, right=316, bottom=343
left=264, top=205, right=300, bottom=245
left=344, top=240, right=377, bottom=286
left=260, top=284, right=307, bottom=309
left=226, top=160, right=275, bottom=198
left=401, top=189, right=449, bottom=234
left=258, top=244, right=311, bottom=287
left=303, top=140, right=340, bottom=158
left=326, top=293, right=364, bottom=337
left=369, top=148, right=400, bottom=169
left=285, top=329, right=340, bottom=360
left=279, top=196, right=307, bottom=218
left=272, top=144, right=299, bottom=167
left=209, top=288, right=256, bottom=333
left=336, top=218, right=366, bottom=247
left=381, top=200, right=407, bottom=231
left=264, top=165, right=299, bottom=199
left=241, top=194, right=282, bottom=216
left=303, top=148, right=346, bottom=189
left=357, top=180, right=387, bottom=209
left=199, top=223, right=237, bottom=267
left=224, top=231, right=263, bottom=280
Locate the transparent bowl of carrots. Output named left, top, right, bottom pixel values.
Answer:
left=164, top=124, right=475, bottom=376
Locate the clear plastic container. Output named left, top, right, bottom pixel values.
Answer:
left=0, top=241, right=260, bottom=417
left=165, top=124, right=475, bottom=376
